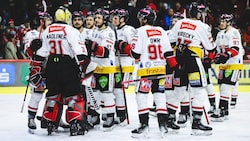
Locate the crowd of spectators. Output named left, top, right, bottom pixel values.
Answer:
left=0, top=0, right=250, bottom=60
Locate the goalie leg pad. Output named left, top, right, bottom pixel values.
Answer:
left=42, top=95, right=61, bottom=122
left=66, top=94, right=85, bottom=123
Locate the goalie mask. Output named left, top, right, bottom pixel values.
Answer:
left=55, top=6, right=71, bottom=24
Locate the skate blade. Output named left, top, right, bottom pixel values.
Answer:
left=28, top=129, right=35, bottom=134
left=191, top=129, right=212, bottom=136
left=131, top=132, right=149, bottom=139
left=177, top=123, right=187, bottom=128
left=102, top=124, right=116, bottom=132
left=167, top=128, right=179, bottom=134
left=210, top=117, right=224, bottom=122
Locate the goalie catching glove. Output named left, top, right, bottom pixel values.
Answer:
left=29, top=55, right=45, bottom=88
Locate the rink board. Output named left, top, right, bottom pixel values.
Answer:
left=1, top=85, right=250, bottom=94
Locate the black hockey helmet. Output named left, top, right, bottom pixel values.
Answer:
left=137, top=7, right=156, bottom=25
left=189, top=2, right=205, bottom=18
left=220, top=14, right=234, bottom=24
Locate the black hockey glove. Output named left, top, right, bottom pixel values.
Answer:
left=29, top=55, right=45, bottom=88
left=85, top=39, right=98, bottom=53
left=115, top=40, right=128, bottom=52
left=214, top=52, right=230, bottom=64
left=30, top=39, right=42, bottom=52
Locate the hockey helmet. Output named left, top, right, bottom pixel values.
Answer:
left=172, top=12, right=184, bottom=20
left=95, top=8, right=109, bottom=22
left=137, top=7, right=156, bottom=25
left=117, top=8, right=129, bottom=22
left=220, top=14, right=234, bottom=24
left=189, top=2, right=205, bottom=18
left=72, top=11, right=84, bottom=21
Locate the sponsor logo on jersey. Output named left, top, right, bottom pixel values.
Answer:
left=180, top=22, right=196, bottom=30
left=139, top=79, right=152, bottom=92
left=99, top=76, right=108, bottom=88
left=48, top=25, right=66, bottom=35
left=165, top=75, right=173, bottom=88
left=146, top=29, right=162, bottom=37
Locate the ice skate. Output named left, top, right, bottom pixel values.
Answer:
left=177, top=113, right=187, bottom=128
left=28, top=118, right=36, bottom=134
left=114, top=115, right=127, bottom=126
left=210, top=109, right=228, bottom=122
left=90, top=115, right=100, bottom=128
left=191, top=119, right=212, bottom=136
left=69, top=120, right=87, bottom=136
left=131, top=124, right=149, bottom=138
left=46, top=121, right=57, bottom=135
left=102, top=114, right=115, bottom=132
left=208, top=105, right=216, bottom=115
left=167, top=114, right=180, bottom=134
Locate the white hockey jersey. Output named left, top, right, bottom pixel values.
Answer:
left=80, top=27, right=94, bottom=41
left=169, top=18, right=215, bottom=56
left=23, top=29, right=40, bottom=54
left=131, top=25, right=172, bottom=76
left=37, top=23, right=88, bottom=58
left=90, top=26, right=116, bottom=66
left=116, top=25, right=136, bottom=66
left=216, top=27, right=244, bottom=64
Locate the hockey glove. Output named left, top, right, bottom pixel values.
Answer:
left=29, top=55, right=45, bottom=88
left=85, top=39, right=98, bottom=53
left=115, top=40, right=128, bottom=51
left=30, top=39, right=42, bottom=52
left=214, top=52, right=230, bottom=64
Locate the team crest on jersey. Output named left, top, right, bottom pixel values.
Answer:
left=139, top=79, right=152, bottom=92
left=145, top=62, right=151, bottom=68
left=165, top=75, right=173, bottom=88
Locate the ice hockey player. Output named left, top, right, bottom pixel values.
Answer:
left=211, top=13, right=244, bottom=122
left=166, top=2, right=216, bottom=136
left=84, top=8, right=117, bottom=131
left=116, top=7, right=179, bottom=138
left=24, top=11, right=53, bottom=134
left=110, top=8, right=136, bottom=125
left=31, top=6, right=91, bottom=136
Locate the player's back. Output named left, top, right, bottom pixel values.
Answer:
left=133, top=25, right=171, bottom=68
left=171, top=18, right=214, bottom=51
left=38, top=23, right=85, bottom=58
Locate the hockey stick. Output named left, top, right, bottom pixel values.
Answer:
left=117, top=50, right=130, bottom=124
left=203, top=107, right=210, bottom=125
left=122, top=75, right=166, bottom=84
left=20, top=0, right=47, bottom=113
